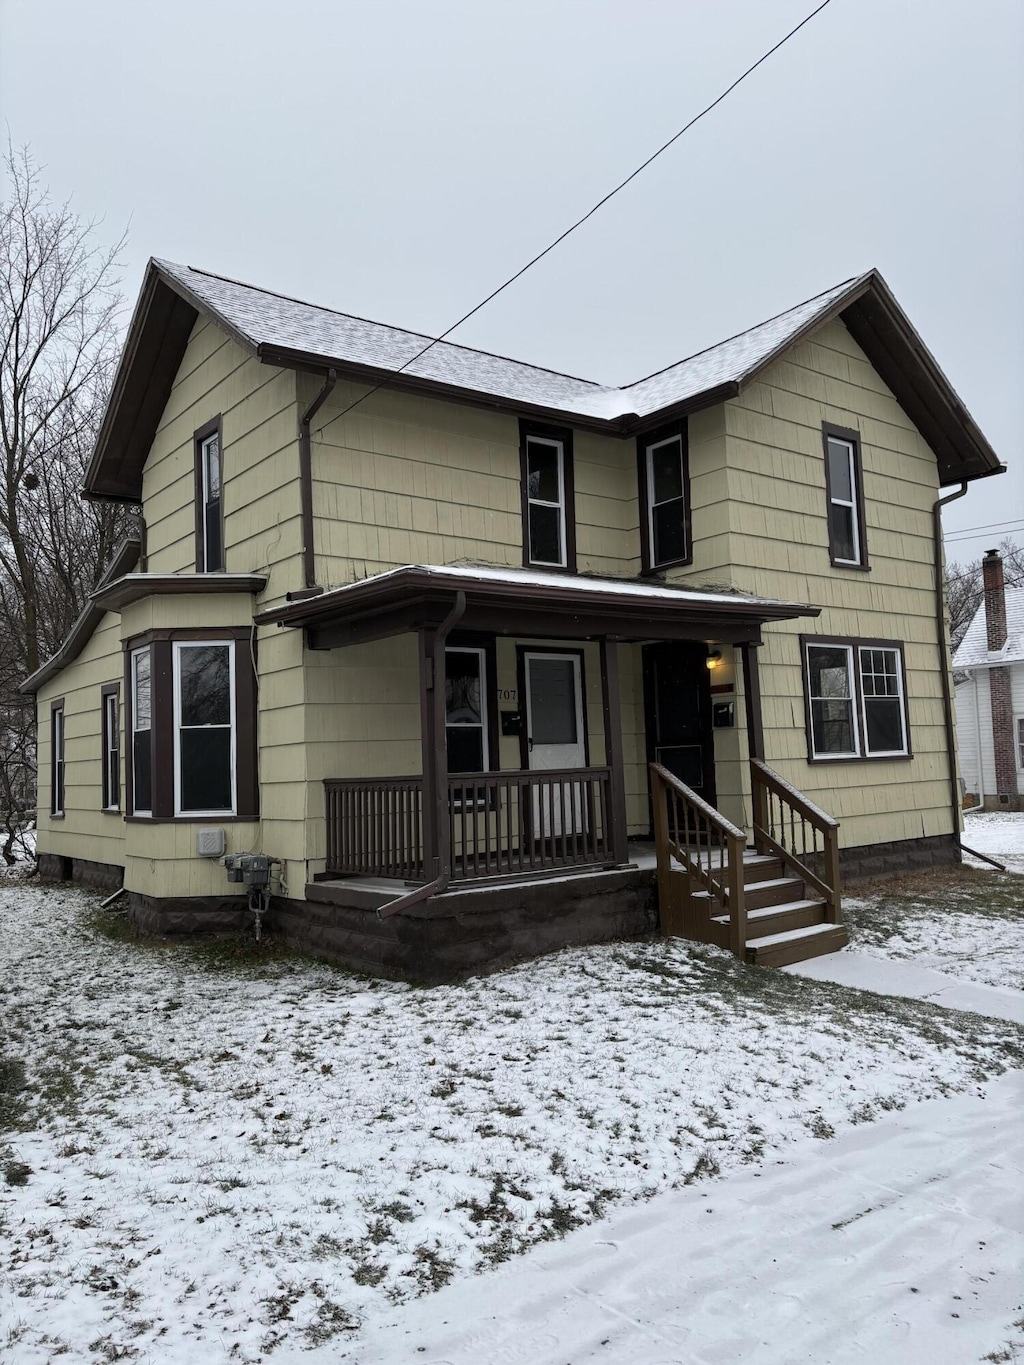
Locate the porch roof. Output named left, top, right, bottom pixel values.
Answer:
left=255, top=563, right=820, bottom=647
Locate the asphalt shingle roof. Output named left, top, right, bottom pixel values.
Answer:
left=953, top=585, right=1024, bottom=669
left=155, top=259, right=862, bottom=422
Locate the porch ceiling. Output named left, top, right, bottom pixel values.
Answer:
left=255, top=563, right=820, bottom=648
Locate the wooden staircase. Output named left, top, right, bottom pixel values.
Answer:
left=651, top=762, right=847, bottom=968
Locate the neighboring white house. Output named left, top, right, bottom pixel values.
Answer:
left=953, top=550, right=1024, bottom=810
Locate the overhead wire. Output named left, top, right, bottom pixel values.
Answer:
left=314, top=0, right=835, bottom=437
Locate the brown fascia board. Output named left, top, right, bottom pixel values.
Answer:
left=91, top=572, right=268, bottom=613
left=19, top=537, right=142, bottom=695
left=255, top=568, right=819, bottom=634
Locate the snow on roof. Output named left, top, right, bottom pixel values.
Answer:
left=298, top=562, right=813, bottom=611
left=953, top=585, right=1024, bottom=670
left=155, top=259, right=865, bottom=422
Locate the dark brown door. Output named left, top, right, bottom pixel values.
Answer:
left=642, top=643, right=717, bottom=828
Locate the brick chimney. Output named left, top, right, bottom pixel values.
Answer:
left=982, top=548, right=1019, bottom=807
left=983, top=549, right=1008, bottom=651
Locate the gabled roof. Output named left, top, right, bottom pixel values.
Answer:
left=953, top=586, right=1024, bottom=670
left=84, top=259, right=1004, bottom=503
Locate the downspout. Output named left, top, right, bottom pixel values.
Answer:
left=298, top=369, right=337, bottom=590
left=933, top=482, right=968, bottom=853
left=378, top=589, right=467, bottom=919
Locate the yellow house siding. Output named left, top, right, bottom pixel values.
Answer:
left=719, top=317, right=954, bottom=850
left=35, top=611, right=126, bottom=871
left=142, top=318, right=303, bottom=603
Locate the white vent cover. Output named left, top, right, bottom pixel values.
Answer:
left=196, top=827, right=226, bottom=858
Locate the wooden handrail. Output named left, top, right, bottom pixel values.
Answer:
left=750, top=760, right=841, bottom=920
left=649, top=763, right=747, bottom=957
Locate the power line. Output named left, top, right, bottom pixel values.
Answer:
left=315, top=0, right=834, bottom=437
left=945, top=520, right=1024, bottom=545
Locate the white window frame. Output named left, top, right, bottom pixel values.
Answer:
left=826, top=436, right=862, bottom=567
left=131, top=647, right=152, bottom=816
left=51, top=704, right=65, bottom=816
left=857, top=645, right=909, bottom=758
left=525, top=434, right=567, bottom=569
left=645, top=433, right=688, bottom=568
left=102, top=690, right=119, bottom=811
left=806, top=642, right=859, bottom=760
left=200, top=431, right=222, bottom=572
left=444, top=646, right=489, bottom=774
left=172, top=640, right=237, bottom=817
left=1015, top=715, right=1024, bottom=772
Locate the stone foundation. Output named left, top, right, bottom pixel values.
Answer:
left=37, top=852, right=123, bottom=891
left=127, top=891, right=252, bottom=937
left=838, top=831, right=960, bottom=880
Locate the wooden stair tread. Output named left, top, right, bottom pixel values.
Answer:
left=746, top=923, right=841, bottom=949
left=711, top=899, right=824, bottom=925
left=693, top=877, right=803, bottom=901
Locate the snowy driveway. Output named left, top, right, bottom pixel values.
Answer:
left=359, top=1071, right=1024, bottom=1365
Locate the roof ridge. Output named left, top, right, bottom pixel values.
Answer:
left=157, top=259, right=608, bottom=392
left=619, top=272, right=869, bottom=391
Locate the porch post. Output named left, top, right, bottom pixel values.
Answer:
left=418, top=629, right=440, bottom=880
left=740, top=641, right=765, bottom=762
left=599, top=637, right=630, bottom=865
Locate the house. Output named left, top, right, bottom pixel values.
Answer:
left=953, top=549, right=1023, bottom=809
left=21, top=260, right=1004, bottom=980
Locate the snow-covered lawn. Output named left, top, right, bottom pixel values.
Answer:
left=2, top=882, right=1023, bottom=1362
left=843, top=812, right=1024, bottom=993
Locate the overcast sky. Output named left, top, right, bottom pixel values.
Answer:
left=2, top=0, right=1021, bottom=565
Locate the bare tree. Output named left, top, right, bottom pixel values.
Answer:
left=0, top=143, right=133, bottom=862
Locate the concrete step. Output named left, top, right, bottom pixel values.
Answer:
left=745, top=923, right=848, bottom=968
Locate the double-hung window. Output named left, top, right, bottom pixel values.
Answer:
left=521, top=423, right=574, bottom=571
left=639, top=427, right=690, bottom=571
left=804, top=638, right=909, bottom=761
left=50, top=700, right=65, bottom=817
left=101, top=685, right=119, bottom=811
left=822, top=422, right=867, bottom=568
left=194, top=418, right=224, bottom=572
left=173, top=642, right=236, bottom=815
left=445, top=647, right=488, bottom=774
left=131, top=648, right=153, bottom=815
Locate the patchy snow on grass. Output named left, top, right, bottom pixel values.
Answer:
left=2, top=881, right=1024, bottom=1363
left=844, top=827, right=1024, bottom=993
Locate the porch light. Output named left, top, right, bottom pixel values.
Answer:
left=706, top=650, right=723, bottom=670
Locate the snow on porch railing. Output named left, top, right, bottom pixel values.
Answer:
left=649, top=762, right=748, bottom=957
left=750, top=759, right=842, bottom=922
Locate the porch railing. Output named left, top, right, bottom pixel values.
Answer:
left=324, top=766, right=620, bottom=882
left=750, top=759, right=841, bottom=920
left=649, top=762, right=747, bottom=956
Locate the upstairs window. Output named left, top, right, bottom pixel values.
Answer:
left=803, top=637, right=909, bottom=761
left=822, top=422, right=867, bottom=568
left=194, top=418, right=224, bottom=572
left=101, top=684, right=120, bottom=811
left=50, top=700, right=65, bottom=816
left=638, top=426, right=690, bottom=571
left=520, top=422, right=575, bottom=571
left=445, top=647, right=488, bottom=774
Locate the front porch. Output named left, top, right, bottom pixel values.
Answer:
left=260, top=564, right=846, bottom=977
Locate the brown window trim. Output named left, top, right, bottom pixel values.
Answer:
left=822, top=421, right=869, bottom=571
left=50, top=698, right=65, bottom=818
left=800, top=633, right=912, bottom=764
left=193, top=415, right=224, bottom=573
left=123, top=625, right=258, bottom=822
left=446, top=632, right=499, bottom=776
left=637, top=421, right=692, bottom=575
left=519, top=419, right=576, bottom=574
left=100, top=682, right=120, bottom=813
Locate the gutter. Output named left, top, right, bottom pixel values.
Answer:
left=933, top=483, right=969, bottom=853
left=378, top=590, right=467, bottom=920
left=299, top=368, right=337, bottom=589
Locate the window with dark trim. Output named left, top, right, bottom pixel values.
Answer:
left=50, top=699, right=65, bottom=816
left=101, top=683, right=120, bottom=811
left=194, top=417, right=224, bottom=572
left=124, top=629, right=258, bottom=821
left=803, top=637, right=910, bottom=761
left=638, top=425, right=690, bottom=572
left=445, top=646, right=488, bottom=774
left=822, top=422, right=868, bottom=569
left=1017, top=716, right=1024, bottom=771
left=520, top=421, right=575, bottom=571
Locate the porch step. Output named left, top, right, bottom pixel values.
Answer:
left=711, top=898, right=826, bottom=939
left=745, top=923, right=848, bottom=968
left=693, top=876, right=806, bottom=912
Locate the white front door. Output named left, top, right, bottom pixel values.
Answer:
left=524, top=652, right=586, bottom=837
